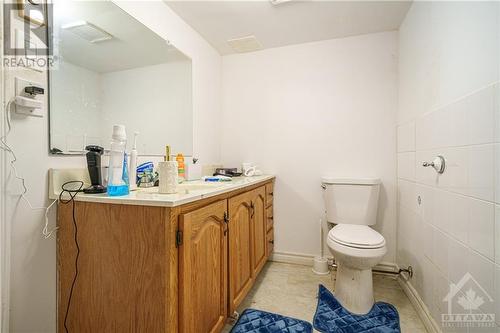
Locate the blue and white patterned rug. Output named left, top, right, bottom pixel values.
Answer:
left=313, top=284, right=401, bottom=333
left=229, top=308, right=313, bottom=333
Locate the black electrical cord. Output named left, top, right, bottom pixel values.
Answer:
left=59, top=181, right=85, bottom=333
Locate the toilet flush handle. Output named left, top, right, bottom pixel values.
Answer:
left=422, top=155, right=446, bottom=174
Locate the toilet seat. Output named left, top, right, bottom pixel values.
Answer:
left=328, top=225, right=385, bottom=249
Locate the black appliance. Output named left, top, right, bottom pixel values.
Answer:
left=83, top=145, right=107, bottom=194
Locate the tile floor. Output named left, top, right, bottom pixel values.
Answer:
left=223, top=262, right=427, bottom=332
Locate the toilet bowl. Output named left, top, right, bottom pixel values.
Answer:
left=327, top=224, right=386, bottom=314
left=321, top=177, right=385, bottom=315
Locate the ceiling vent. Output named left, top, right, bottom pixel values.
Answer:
left=62, top=21, right=113, bottom=43
left=227, top=35, right=262, bottom=53
left=269, top=0, right=294, bottom=6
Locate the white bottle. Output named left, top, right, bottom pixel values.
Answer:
left=107, top=125, right=129, bottom=196
left=129, top=132, right=139, bottom=191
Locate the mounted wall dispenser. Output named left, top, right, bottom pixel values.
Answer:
left=14, top=77, right=44, bottom=117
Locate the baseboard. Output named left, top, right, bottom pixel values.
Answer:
left=270, top=251, right=315, bottom=266
left=398, top=276, right=441, bottom=333
left=269, top=251, right=398, bottom=274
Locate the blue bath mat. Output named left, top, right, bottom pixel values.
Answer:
left=230, top=308, right=313, bottom=333
left=313, top=285, right=400, bottom=333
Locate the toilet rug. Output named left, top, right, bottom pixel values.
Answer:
left=313, top=285, right=401, bottom=333
left=229, top=308, right=313, bottom=333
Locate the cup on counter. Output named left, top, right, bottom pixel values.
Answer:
left=242, top=163, right=264, bottom=177
left=242, top=163, right=256, bottom=177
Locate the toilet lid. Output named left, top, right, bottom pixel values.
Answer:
left=329, top=225, right=385, bottom=249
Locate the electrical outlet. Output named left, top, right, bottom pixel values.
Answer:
left=14, top=77, right=44, bottom=118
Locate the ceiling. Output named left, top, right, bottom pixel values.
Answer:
left=53, top=0, right=189, bottom=73
left=166, top=0, right=412, bottom=55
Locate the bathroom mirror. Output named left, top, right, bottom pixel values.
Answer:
left=48, top=0, right=193, bottom=155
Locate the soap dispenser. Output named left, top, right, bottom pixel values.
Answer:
left=158, top=145, right=178, bottom=194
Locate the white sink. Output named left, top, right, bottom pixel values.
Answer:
left=137, top=182, right=224, bottom=194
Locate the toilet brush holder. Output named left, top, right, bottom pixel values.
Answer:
left=312, top=218, right=330, bottom=275
left=312, top=256, right=330, bottom=275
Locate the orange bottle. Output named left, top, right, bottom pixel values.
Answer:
left=176, top=153, right=185, bottom=180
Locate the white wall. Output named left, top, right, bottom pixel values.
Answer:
left=221, top=32, right=398, bottom=263
left=397, top=1, right=500, bottom=330
left=1, top=1, right=222, bottom=331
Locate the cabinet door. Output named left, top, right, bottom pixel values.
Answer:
left=251, top=186, right=267, bottom=277
left=179, top=200, right=228, bottom=333
left=228, top=191, right=254, bottom=314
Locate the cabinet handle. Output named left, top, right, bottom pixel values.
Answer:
left=268, top=216, right=273, bottom=220
left=250, top=202, right=255, bottom=218
left=269, top=240, right=274, bottom=244
left=269, top=192, right=274, bottom=196
left=223, top=212, right=229, bottom=235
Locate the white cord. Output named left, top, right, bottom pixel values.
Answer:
left=1, top=98, right=58, bottom=239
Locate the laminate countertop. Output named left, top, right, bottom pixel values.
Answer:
left=49, top=169, right=274, bottom=207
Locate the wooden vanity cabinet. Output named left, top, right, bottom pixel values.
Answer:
left=227, top=190, right=254, bottom=315
left=265, top=182, right=274, bottom=261
left=58, top=179, right=275, bottom=333
left=251, top=187, right=267, bottom=278
left=226, top=186, right=268, bottom=314
left=178, top=199, right=228, bottom=333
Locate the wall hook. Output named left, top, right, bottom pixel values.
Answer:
left=422, top=155, right=445, bottom=174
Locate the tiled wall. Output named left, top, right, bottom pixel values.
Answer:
left=397, top=84, right=500, bottom=329
left=397, top=2, right=500, bottom=331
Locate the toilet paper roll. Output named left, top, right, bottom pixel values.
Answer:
left=158, top=161, right=178, bottom=194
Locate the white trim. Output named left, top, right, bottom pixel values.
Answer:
left=373, top=261, right=400, bottom=273
left=270, top=251, right=316, bottom=266
left=0, top=1, right=9, bottom=331
left=269, top=251, right=399, bottom=273
left=398, top=276, right=442, bottom=333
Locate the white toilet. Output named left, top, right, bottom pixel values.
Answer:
left=322, top=177, right=386, bottom=315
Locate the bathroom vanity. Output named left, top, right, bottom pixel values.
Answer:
left=56, top=175, right=275, bottom=333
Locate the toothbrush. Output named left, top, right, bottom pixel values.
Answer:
left=129, top=132, right=139, bottom=190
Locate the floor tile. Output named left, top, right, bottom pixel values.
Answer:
left=223, top=262, right=428, bottom=333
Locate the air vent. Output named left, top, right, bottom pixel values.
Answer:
left=227, top=35, right=262, bottom=53
left=62, top=21, right=113, bottom=43
left=269, top=0, right=294, bottom=5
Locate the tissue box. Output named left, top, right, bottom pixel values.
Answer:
left=185, top=163, right=202, bottom=181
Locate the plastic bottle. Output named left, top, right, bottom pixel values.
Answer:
left=107, top=125, right=129, bottom=196
left=176, top=153, right=185, bottom=181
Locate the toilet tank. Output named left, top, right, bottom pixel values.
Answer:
left=322, top=178, right=381, bottom=226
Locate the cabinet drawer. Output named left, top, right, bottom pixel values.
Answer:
left=265, top=183, right=274, bottom=207
left=266, top=206, right=273, bottom=231
left=266, top=229, right=274, bottom=258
